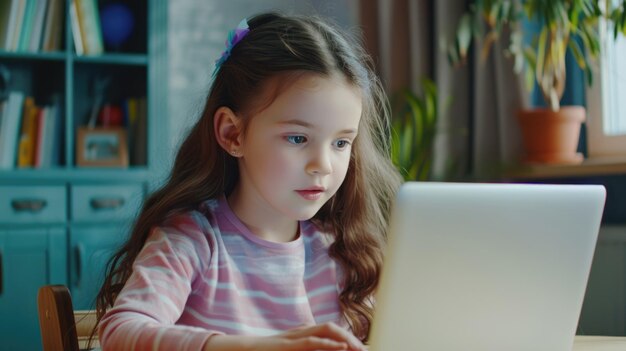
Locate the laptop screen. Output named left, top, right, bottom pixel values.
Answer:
left=369, top=182, right=606, bottom=351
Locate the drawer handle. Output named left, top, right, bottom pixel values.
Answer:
left=11, top=199, right=48, bottom=212
left=90, top=197, right=125, bottom=210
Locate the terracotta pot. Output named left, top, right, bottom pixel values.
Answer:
left=517, top=106, right=586, bottom=165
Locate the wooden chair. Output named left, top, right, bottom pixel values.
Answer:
left=37, top=285, right=99, bottom=351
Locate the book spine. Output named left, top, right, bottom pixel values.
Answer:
left=17, top=97, right=37, bottom=168
left=79, top=0, right=103, bottom=55
left=10, top=0, right=27, bottom=51
left=69, top=0, right=84, bottom=55
left=50, top=102, right=62, bottom=166
left=0, top=92, right=25, bottom=169
left=42, top=105, right=57, bottom=167
left=17, top=0, right=36, bottom=51
left=28, top=0, right=48, bottom=52
left=0, top=0, right=15, bottom=49
left=33, top=106, right=46, bottom=167
left=42, top=0, right=62, bottom=51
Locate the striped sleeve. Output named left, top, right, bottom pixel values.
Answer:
left=98, top=214, right=217, bottom=351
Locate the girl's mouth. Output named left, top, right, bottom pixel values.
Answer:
left=296, top=189, right=324, bottom=200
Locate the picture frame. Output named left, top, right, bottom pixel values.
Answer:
left=76, top=127, right=129, bottom=167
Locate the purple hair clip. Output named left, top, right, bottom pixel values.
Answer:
left=212, top=18, right=250, bottom=78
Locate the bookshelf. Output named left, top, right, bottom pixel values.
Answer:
left=0, top=1, right=167, bottom=350
left=0, top=0, right=164, bottom=174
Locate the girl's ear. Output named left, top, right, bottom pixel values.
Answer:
left=214, top=106, right=244, bottom=157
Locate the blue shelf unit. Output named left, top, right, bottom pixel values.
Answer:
left=0, top=1, right=168, bottom=350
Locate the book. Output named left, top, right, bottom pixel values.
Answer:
left=69, top=0, right=84, bottom=55
left=126, top=97, right=137, bottom=126
left=0, top=91, right=25, bottom=169
left=42, top=0, right=64, bottom=52
left=48, top=100, right=62, bottom=166
left=76, top=0, right=104, bottom=55
left=37, top=97, right=62, bottom=167
left=0, top=0, right=15, bottom=49
left=28, top=0, right=48, bottom=52
left=33, top=106, right=46, bottom=167
left=17, top=0, right=36, bottom=51
left=17, top=96, right=37, bottom=167
left=40, top=105, right=58, bottom=167
left=8, top=0, right=26, bottom=51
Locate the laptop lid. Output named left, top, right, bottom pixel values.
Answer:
left=368, top=182, right=606, bottom=351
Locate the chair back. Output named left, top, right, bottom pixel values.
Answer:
left=37, top=285, right=98, bottom=351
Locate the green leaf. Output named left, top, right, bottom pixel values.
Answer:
left=536, top=27, right=548, bottom=80
left=405, top=91, right=424, bottom=151
left=447, top=44, right=460, bottom=65
left=389, top=79, right=441, bottom=181
left=621, top=5, right=626, bottom=37
left=525, top=65, right=535, bottom=92
left=568, top=39, right=586, bottom=69
left=422, top=79, right=438, bottom=126
left=456, top=13, right=473, bottom=58
left=585, top=65, right=593, bottom=87
left=523, top=46, right=537, bottom=69
left=569, top=0, right=581, bottom=29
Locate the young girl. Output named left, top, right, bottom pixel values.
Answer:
left=95, top=12, right=402, bottom=351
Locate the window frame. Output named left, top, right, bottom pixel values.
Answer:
left=586, top=14, right=626, bottom=158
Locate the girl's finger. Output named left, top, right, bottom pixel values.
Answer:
left=288, top=323, right=365, bottom=351
left=287, top=336, right=348, bottom=350
left=318, top=323, right=366, bottom=350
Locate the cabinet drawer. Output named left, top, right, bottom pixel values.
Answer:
left=0, top=186, right=67, bottom=224
left=71, top=184, right=144, bottom=223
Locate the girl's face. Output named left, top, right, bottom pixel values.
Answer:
left=235, top=74, right=362, bottom=224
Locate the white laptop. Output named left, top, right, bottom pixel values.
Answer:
left=368, top=182, right=606, bottom=351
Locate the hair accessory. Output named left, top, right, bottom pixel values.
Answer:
left=212, top=18, right=250, bottom=78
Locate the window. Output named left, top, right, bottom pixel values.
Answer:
left=603, top=34, right=626, bottom=135
left=586, top=10, right=626, bottom=157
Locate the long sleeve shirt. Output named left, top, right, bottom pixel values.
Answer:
left=98, top=196, right=344, bottom=350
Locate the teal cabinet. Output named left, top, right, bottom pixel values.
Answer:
left=68, top=183, right=142, bottom=309
left=0, top=185, right=67, bottom=224
left=0, top=182, right=143, bottom=351
left=69, top=226, right=128, bottom=310
left=70, top=184, right=144, bottom=223
left=0, top=228, right=67, bottom=351
left=0, top=0, right=167, bottom=349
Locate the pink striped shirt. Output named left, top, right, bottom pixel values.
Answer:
left=98, top=196, right=344, bottom=350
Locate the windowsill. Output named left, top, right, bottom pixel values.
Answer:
left=503, top=156, right=626, bottom=180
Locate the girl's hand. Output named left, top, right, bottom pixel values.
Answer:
left=203, top=322, right=367, bottom=351
left=267, top=322, right=366, bottom=351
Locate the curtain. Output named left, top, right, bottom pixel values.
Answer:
left=359, top=0, right=528, bottom=180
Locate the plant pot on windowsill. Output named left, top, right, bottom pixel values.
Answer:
left=517, top=106, right=585, bottom=165
left=448, top=1, right=626, bottom=166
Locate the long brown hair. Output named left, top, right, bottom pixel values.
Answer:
left=95, top=12, right=402, bottom=341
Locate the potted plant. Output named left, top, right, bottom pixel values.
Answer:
left=391, top=79, right=440, bottom=181
left=449, top=0, right=626, bottom=164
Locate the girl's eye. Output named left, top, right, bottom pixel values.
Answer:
left=286, top=135, right=307, bottom=144
left=334, top=139, right=351, bottom=149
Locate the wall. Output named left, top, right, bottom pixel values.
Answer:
left=167, top=0, right=359, bottom=166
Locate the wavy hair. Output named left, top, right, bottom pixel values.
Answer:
left=94, top=12, right=402, bottom=341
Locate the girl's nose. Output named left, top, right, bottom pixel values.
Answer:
left=306, top=148, right=332, bottom=175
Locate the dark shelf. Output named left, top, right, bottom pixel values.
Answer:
left=0, top=51, right=66, bottom=61
left=73, top=53, right=148, bottom=66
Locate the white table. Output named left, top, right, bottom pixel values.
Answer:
left=573, top=336, right=626, bottom=350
